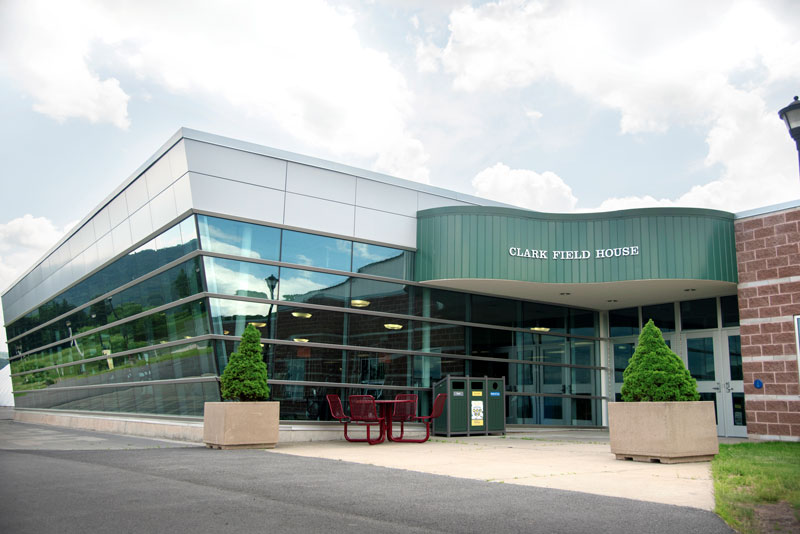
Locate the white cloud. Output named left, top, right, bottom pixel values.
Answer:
left=0, top=215, right=73, bottom=349
left=472, top=163, right=577, bottom=212
left=0, top=0, right=430, bottom=183
left=0, top=1, right=130, bottom=129
left=434, top=0, right=800, bottom=211
left=525, top=109, right=542, bottom=120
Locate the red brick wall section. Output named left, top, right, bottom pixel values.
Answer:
left=735, top=206, right=800, bottom=440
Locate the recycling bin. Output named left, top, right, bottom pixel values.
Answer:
left=433, top=376, right=506, bottom=436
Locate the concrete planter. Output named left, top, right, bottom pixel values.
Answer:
left=203, top=401, right=280, bottom=449
left=608, top=401, right=719, bottom=463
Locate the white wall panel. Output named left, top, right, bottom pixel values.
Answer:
left=83, top=243, right=100, bottom=274
left=184, top=139, right=287, bottom=190
left=70, top=223, right=96, bottom=258
left=287, top=163, right=355, bottom=204
left=96, top=232, right=114, bottom=267
left=144, top=155, right=174, bottom=199
left=354, top=207, right=416, bottom=248
left=190, top=173, right=285, bottom=225
left=356, top=179, right=418, bottom=216
left=284, top=193, right=355, bottom=237
left=168, top=139, right=189, bottom=180
left=149, top=187, right=178, bottom=231
left=129, top=206, right=154, bottom=245
left=111, top=220, right=133, bottom=256
left=92, top=207, right=111, bottom=239
left=172, top=174, right=192, bottom=215
left=125, top=177, right=150, bottom=214
left=417, top=193, right=469, bottom=211
left=108, top=194, right=128, bottom=228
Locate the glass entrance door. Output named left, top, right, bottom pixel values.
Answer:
left=682, top=332, right=746, bottom=437
left=539, top=342, right=568, bottom=424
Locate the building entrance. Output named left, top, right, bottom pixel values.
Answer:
left=682, top=331, right=746, bottom=437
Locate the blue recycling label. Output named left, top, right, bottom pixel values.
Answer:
left=489, top=392, right=501, bottom=396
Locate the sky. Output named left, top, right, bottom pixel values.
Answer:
left=1, top=0, right=800, bottom=349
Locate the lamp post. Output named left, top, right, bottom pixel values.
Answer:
left=264, top=274, right=279, bottom=363
left=778, top=96, right=800, bottom=175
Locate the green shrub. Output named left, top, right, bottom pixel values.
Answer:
left=621, top=319, right=699, bottom=402
left=220, top=324, right=270, bottom=401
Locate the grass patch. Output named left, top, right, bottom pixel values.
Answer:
left=712, top=442, right=800, bottom=533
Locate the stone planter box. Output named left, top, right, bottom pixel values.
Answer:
left=203, top=401, right=280, bottom=449
left=608, top=401, right=719, bottom=463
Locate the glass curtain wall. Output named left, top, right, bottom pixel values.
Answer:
left=199, top=215, right=603, bottom=426
left=8, top=216, right=220, bottom=415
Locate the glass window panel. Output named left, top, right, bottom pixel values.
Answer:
left=411, top=321, right=466, bottom=355
left=731, top=392, right=746, bottom=426
left=471, top=326, right=514, bottom=357
left=469, top=359, right=509, bottom=379
left=275, top=305, right=344, bottom=345
left=351, top=242, right=408, bottom=279
left=197, top=215, right=280, bottom=260
left=343, top=351, right=412, bottom=388
left=209, top=298, right=271, bottom=338
left=720, top=295, right=740, bottom=327
left=570, top=339, right=597, bottom=367
left=204, top=257, right=279, bottom=299
left=569, top=309, right=596, bottom=337
left=609, top=307, right=639, bottom=337
left=278, top=267, right=348, bottom=307
left=471, top=295, right=518, bottom=328
left=522, top=302, right=566, bottom=334
left=281, top=230, right=352, bottom=271
left=412, top=287, right=468, bottom=322
left=641, top=303, right=675, bottom=332
left=728, top=335, right=742, bottom=381
left=348, top=277, right=409, bottom=314
left=687, top=337, right=715, bottom=380
left=348, top=315, right=409, bottom=351
left=613, top=342, right=635, bottom=383
left=269, top=345, right=344, bottom=400
left=680, top=298, right=718, bottom=330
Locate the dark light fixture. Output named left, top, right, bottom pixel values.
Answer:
left=778, top=96, right=800, bottom=174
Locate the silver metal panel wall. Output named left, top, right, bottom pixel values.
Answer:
left=287, top=162, right=355, bottom=204
left=355, top=178, right=418, bottom=217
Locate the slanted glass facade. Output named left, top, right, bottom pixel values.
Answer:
left=8, top=214, right=604, bottom=425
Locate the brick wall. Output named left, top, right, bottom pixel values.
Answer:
left=735, top=205, right=800, bottom=440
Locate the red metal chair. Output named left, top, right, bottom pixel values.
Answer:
left=389, top=394, right=417, bottom=441
left=347, top=395, right=386, bottom=445
left=392, top=393, right=447, bottom=443
left=326, top=394, right=372, bottom=444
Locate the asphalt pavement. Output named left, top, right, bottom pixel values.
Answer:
left=0, top=419, right=733, bottom=534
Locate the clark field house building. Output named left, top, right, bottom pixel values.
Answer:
left=3, top=128, right=799, bottom=441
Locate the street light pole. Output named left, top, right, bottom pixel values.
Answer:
left=778, top=96, right=800, bottom=176
left=264, top=274, right=279, bottom=363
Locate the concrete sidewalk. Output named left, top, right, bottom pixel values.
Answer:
left=269, top=429, right=730, bottom=511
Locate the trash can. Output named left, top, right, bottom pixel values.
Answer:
left=433, top=376, right=506, bottom=436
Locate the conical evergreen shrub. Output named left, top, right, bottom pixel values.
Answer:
left=220, top=323, right=270, bottom=401
left=621, top=319, right=699, bottom=402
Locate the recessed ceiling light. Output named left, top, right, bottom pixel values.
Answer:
left=292, top=338, right=310, bottom=343
left=249, top=322, right=267, bottom=327
left=223, top=330, right=230, bottom=335
left=530, top=326, right=550, bottom=332
left=351, top=299, right=371, bottom=308
left=384, top=323, right=403, bottom=330
left=291, top=312, right=312, bottom=319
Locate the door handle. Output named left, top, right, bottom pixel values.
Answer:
left=724, top=382, right=732, bottom=393
left=711, top=382, right=721, bottom=391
